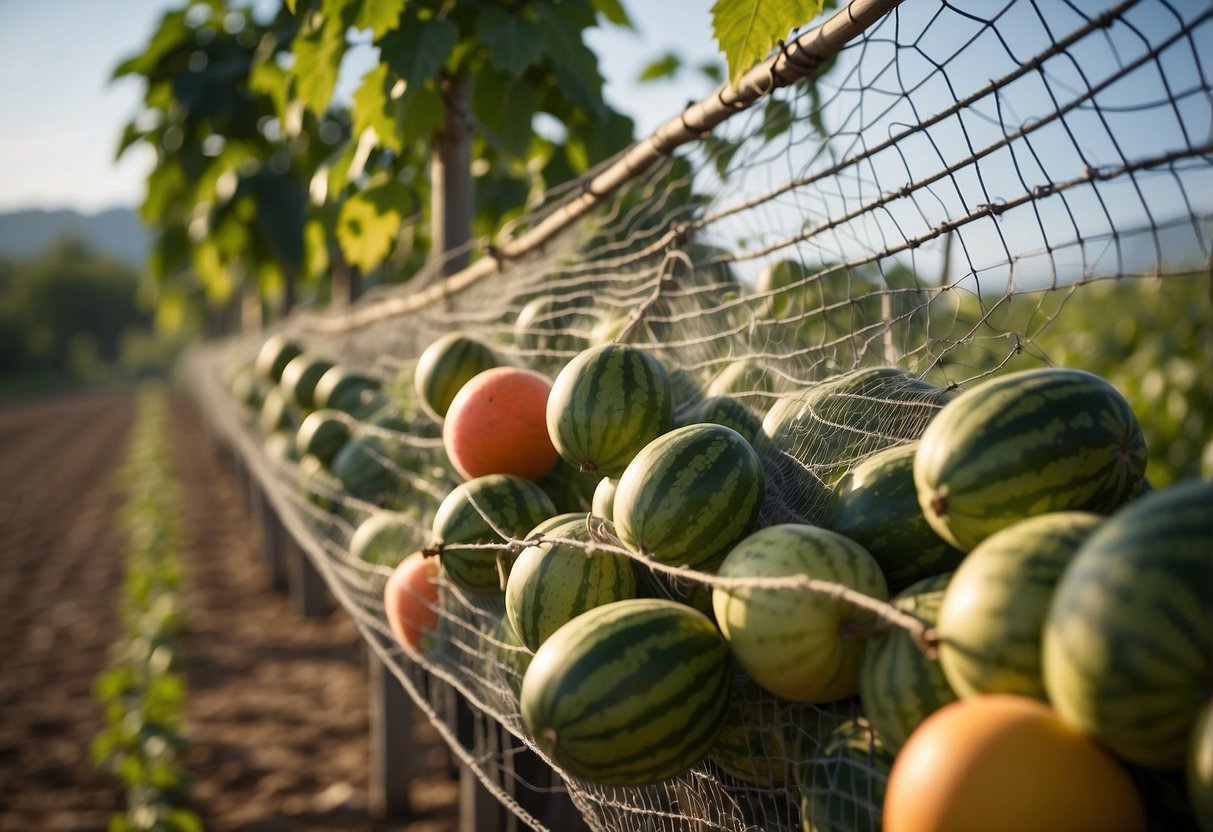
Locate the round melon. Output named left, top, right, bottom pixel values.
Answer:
left=826, top=442, right=965, bottom=593
left=591, top=477, right=617, bottom=521
left=680, top=394, right=762, bottom=445
left=296, top=408, right=351, bottom=467
left=1043, top=478, right=1213, bottom=770
left=431, top=474, right=558, bottom=594
left=937, top=511, right=1103, bottom=701
left=713, top=523, right=888, bottom=702
left=614, top=423, right=764, bottom=568
left=520, top=598, right=731, bottom=786
left=914, top=367, right=1147, bottom=552
left=349, top=510, right=422, bottom=566
left=505, top=516, right=637, bottom=651
left=314, top=365, right=381, bottom=414
left=414, top=333, right=499, bottom=422
left=858, top=572, right=958, bottom=753
left=546, top=343, right=673, bottom=478
left=255, top=333, right=303, bottom=383
left=330, top=433, right=400, bottom=505
left=800, top=718, right=894, bottom=832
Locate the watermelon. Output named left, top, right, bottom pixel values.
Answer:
left=431, top=474, right=558, bottom=594
left=826, top=442, right=965, bottom=593
left=858, top=572, right=958, bottom=753
left=914, top=367, right=1147, bottom=552
left=314, top=365, right=381, bottom=414
left=264, top=429, right=299, bottom=463
left=349, top=510, right=422, bottom=566
left=710, top=670, right=855, bottom=788
left=706, top=359, right=777, bottom=400
left=520, top=598, right=731, bottom=786
left=614, top=423, right=764, bottom=568
left=680, top=394, right=763, bottom=445
left=280, top=353, right=335, bottom=411
left=330, top=434, right=400, bottom=505
left=1042, top=478, right=1213, bottom=770
left=546, top=343, right=674, bottom=478
left=591, top=476, right=617, bottom=521
left=255, top=333, right=303, bottom=383
left=713, top=523, right=889, bottom=702
left=936, top=511, right=1104, bottom=701
left=536, top=458, right=599, bottom=514
left=229, top=362, right=264, bottom=413
left=761, top=367, right=951, bottom=486
left=505, top=516, right=638, bottom=651
left=513, top=295, right=592, bottom=362
left=296, top=409, right=351, bottom=467
left=489, top=613, right=532, bottom=700
left=799, top=718, right=893, bottom=832
left=259, top=386, right=298, bottom=436
left=413, top=333, right=498, bottom=422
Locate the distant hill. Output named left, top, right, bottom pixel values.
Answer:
left=0, top=207, right=150, bottom=268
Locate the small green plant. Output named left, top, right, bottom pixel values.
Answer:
left=92, top=388, right=201, bottom=832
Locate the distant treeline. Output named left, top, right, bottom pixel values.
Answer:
left=0, top=236, right=179, bottom=396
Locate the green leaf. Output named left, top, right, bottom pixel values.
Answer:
left=710, top=0, right=826, bottom=86
left=292, top=0, right=357, bottom=114
left=591, top=0, right=633, bottom=27
left=638, top=52, right=681, bottom=83
left=355, top=0, right=406, bottom=39
left=532, top=3, right=606, bottom=115
left=399, top=82, right=444, bottom=149
left=476, top=7, right=544, bottom=78
left=336, top=180, right=410, bottom=272
left=760, top=96, right=793, bottom=142
left=352, top=63, right=401, bottom=153
left=471, top=69, right=539, bottom=158
left=379, top=17, right=459, bottom=86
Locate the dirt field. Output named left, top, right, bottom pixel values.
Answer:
left=0, top=390, right=457, bottom=832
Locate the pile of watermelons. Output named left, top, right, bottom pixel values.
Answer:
left=232, top=329, right=1212, bottom=832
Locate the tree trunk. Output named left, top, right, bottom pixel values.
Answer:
left=431, top=75, right=474, bottom=277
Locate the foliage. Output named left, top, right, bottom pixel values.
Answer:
left=92, top=389, right=200, bottom=832
left=0, top=237, right=178, bottom=395
left=116, top=0, right=639, bottom=321
left=711, top=0, right=834, bottom=86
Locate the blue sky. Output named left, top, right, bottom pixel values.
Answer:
left=0, top=0, right=723, bottom=213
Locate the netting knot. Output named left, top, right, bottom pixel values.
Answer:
left=485, top=244, right=504, bottom=268
left=420, top=543, right=443, bottom=558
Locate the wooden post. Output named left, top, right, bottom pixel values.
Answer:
left=286, top=536, right=331, bottom=617
left=256, top=489, right=288, bottom=592
left=368, top=654, right=416, bottom=819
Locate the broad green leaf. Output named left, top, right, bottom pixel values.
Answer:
left=355, top=0, right=406, bottom=39
left=251, top=172, right=308, bottom=269
left=379, top=17, right=459, bottom=86
left=638, top=52, right=681, bottom=83
left=760, top=96, right=794, bottom=142
left=591, top=0, right=633, bottom=27
left=192, top=239, right=235, bottom=304
left=532, top=2, right=606, bottom=115
left=112, top=9, right=192, bottom=80
left=249, top=59, right=291, bottom=120
left=710, top=0, right=826, bottom=86
left=336, top=180, right=410, bottom=272
left=292, top=0, right=357, bottom=114
left=477, top=7, right=544, bottom=78
left=471, top=69, right=539, bottom=158
left=400, top=82, right=445, bottom=149
left=352, top=63, right=402, bottom=153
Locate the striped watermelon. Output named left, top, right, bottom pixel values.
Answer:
left=505, top=516, right=638, bottom=651
left=591, top=476, right=617, bottom=521
left=1042, top=478, right=1213, bottom=770
left=710, top=670, right=855, bottom=788
left=937, top=511, right=1104, bottom=701
left=799, top=718, right=893, bottom=832
left=706, top=358, right=777, bottom=400
left=296, top=409, right=351, bottom=466
left=254, top=333, right=303, bottom=383
left=414, top=333, right=499, bottom=422
left=330, top=434, right=400, bottom=505
left=614, top=423, right=764, bottom=568
left=680, top=394, right=763, bottom=445
left=826, top=442, right=965, bottom=593
left=520, top=598, right=731, bottom=786
left=314, top=366, right=380, bottom=414
left=914, top=367, right=1147, bottom=552
left=546, top=344, right=673, bottom=478
left=536, top=458, right=599, bottom=513
left=431, top=474, right=557, bottom=594
left=713, top=523, right=889, bottom=702
left=762, top=367, right=952, bottom=486
left=349, top=510, right=422, bottom=566
left=259, top=386, right=298, bottom=435
left=280, top=353, right=335, bottom=411
left=513, top=295, right=592, bottom=364
left=858, top=572, right=958, bottom=753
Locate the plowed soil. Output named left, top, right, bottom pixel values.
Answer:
left=0, top=390, right=457, bottom=832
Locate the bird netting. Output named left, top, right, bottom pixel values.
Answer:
left=184, top=0, right=1212, bottom=829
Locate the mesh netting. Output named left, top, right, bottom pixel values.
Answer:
left=184, top=0, right=1211, bottom=829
